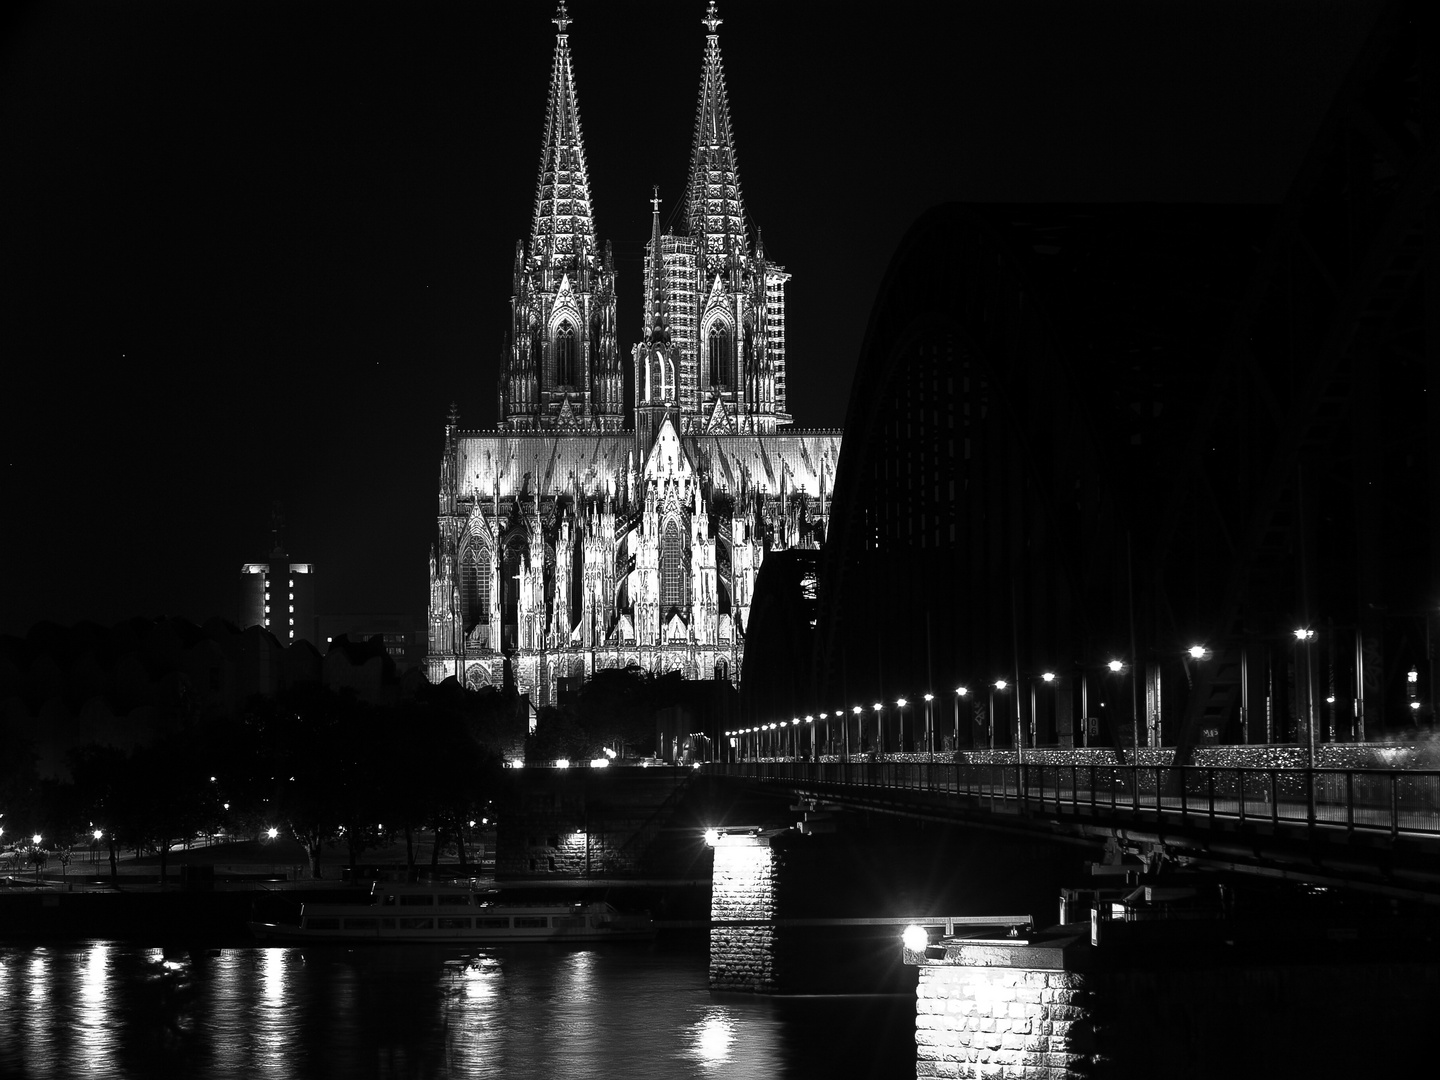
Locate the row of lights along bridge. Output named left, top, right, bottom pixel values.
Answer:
left=720, top=629, right=1399, bottom=759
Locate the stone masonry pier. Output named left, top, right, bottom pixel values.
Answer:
left=905, top=919, right=1440, bottom=1078
left=707, top=831, right=780, bottom=991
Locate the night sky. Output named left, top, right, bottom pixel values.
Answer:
left=1, top=0, right=1383, bottom=636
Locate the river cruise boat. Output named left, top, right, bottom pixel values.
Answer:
left=249, top=881, right=655, bottom=944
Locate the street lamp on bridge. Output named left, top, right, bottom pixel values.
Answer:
left=989, top=681, right=1009, bottom=750
left=872, top=702, right=884, bottom=755
left=923, top=693, right=935, bottom=758
left=896, top=698, right=909, bottom=753
left=954, top=686, right=969, bottom=750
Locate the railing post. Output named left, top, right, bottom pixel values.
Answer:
left=1237, top=768, right=1246, bottom=825
left=1390, top=771, right=1400, bottom=840
left=1346, top=770, right=1354, bottom=834
left=1306, top=761, right=1316, bottom=833
left=1207, top=769, right=1215, bottom=828
left=1179, top=765, right=1188, bottom=823
left=1270, top=770, right=1279, bottom=829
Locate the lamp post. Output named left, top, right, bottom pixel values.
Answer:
left=923, top=693, right=935, bottom=758
left=896, top=698, right=909, bottom=753
left=989, top=681, right=1008, bottom=750
left=954, top=686, right=969, bottom=749
left=1295, top=628, right=1317, bottom=823
left=1037, top=672, right=1056, bottom=747
left=850, top=705, right=862, bottom=759
left=872, top=702, right=884, bottom=757
left=1106, top=660, right=1131, bottom=756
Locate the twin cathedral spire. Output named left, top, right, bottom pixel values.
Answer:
left=498, top=1, right=790, bottom=442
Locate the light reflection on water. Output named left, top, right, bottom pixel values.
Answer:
left=0, top=942, right=915, bottom=1079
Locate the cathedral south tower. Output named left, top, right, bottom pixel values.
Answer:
left=634, top=2, right=790, bottom=436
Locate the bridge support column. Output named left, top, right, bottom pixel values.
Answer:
left=708, top=832, right=780, bottom=991
left=907, top=921, right=1440, bottom=1077
left=908, top=932, right=1093, bottom=1078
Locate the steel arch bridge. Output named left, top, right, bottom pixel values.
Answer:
left=805, top=0, right=1435, bottom=763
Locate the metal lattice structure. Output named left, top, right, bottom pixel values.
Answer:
left=811, top=0, right=1434, bottom=757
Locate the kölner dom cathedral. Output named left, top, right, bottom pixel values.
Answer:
left=426, top=3, right=841, bottom=707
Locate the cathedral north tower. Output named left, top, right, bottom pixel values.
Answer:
left=499, top=3, right=624, bottom=432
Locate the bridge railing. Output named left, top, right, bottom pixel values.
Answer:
left=711, top=761, right=1440, bottom=839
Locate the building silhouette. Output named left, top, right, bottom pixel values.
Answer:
left=427, top=3, right=840, bottom=707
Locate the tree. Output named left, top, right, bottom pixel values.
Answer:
left=574, top=665, right=655, bottom=759
left=68, top=743, right=131, bottom=880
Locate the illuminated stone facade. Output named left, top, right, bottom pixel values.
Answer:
left=427, top=4, right=840, bottom=705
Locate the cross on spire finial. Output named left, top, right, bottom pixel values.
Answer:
left=651, top=185, right=662, bottom=215
left=553, top=1, right=571, bottom=34
left=702, top=1, right=722, bottom=34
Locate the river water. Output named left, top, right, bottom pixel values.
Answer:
left=0, top=941, right=917, bottom=1078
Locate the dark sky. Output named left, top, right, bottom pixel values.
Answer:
left=1, top=0, right=1383, bottom=636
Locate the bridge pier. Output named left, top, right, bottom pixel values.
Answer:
left=906, top=918, right=1440, bottom=1077
left=707, top=831, right=782, bottom=991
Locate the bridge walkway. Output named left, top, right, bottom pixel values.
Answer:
left=708, top=759, right=1440, bottom=900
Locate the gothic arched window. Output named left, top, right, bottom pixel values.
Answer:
left=501, top=534, right=527, bottom=652
left=709, top=325, right=732, bottom=388
left=648, top=349, right=672, bottom=401
left=460, top=542, right=490, bottom=633
left=555, top=322, right=576, bottom=386
left=660, top=518, right=687, bottom=614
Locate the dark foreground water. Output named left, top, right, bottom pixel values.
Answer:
left=0, top=941, right=916, bottom=1079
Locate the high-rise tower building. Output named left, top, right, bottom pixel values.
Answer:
left=239, top=509, right=316, bottom=644
left=427, top=2, right=839, bottom=708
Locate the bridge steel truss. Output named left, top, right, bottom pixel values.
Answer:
left=811, top=0, right=1435, bottom=761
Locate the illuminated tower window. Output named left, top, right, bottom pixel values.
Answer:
left=555, top=322, right=576, bottom=386
left=709, top=325, right=732, bottom=387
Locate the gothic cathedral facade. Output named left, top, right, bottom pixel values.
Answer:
left=426, top=3, right=841, bottom=706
